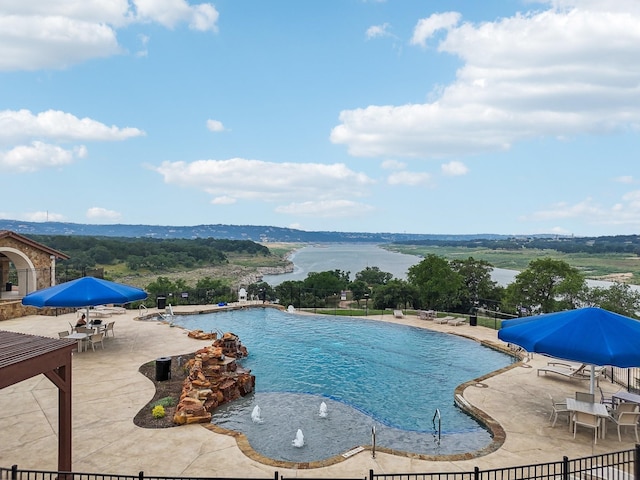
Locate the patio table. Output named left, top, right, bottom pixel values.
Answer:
left=566, top=398, right=610, bottom=439
left=66, top=332, right=90, bottom=352
left=612, top=390, right=640, bottom=406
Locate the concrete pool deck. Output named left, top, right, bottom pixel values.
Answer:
left=0, top=305, right=636, bottom=477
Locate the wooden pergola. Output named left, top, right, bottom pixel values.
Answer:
left=0, top=330, right=77, bottom=471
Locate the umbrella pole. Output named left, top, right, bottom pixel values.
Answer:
left=590, top=365, right=595, bottom=395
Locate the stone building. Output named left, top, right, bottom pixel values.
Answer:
left=0, top=230, right=70, bottom=298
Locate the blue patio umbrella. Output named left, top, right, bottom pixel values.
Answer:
left=498, top=307, right=640, bottom=393
left=22, top=276, right=147, bottom=310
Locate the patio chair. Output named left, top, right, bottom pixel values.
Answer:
left=576, top=392, right=595, bottom=403
left=598, top=386, right=615, bottom=411
left=104, top=321, right=115, bottom=338
left=393, top=310, right=404, bottom=318
left=547, top=393, right=570, bottom=427
left=609, top=402, right=640, bottom=442
left=572, top=410, right=601, bottom=443
left=88, top=332, right=105, bottom=351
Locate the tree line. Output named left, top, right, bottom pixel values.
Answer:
left=246, top=255, right=640, bottom=319
left=30, top=235, right=270, bottom=274
left=394, top=235, right=640, bottom=255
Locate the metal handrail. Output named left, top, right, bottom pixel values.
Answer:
left=432, top=408, right=441, bottom=443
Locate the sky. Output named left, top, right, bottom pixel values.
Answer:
left=1, top=0, right=639, bottom=237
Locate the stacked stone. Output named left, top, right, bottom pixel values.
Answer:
left=173, top=338, right=255, bottom=425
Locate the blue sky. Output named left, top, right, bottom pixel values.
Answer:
left=1, top=0, right=639, bottom=236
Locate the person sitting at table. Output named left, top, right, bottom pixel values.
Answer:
left=76, top=314, right=87, bottom=327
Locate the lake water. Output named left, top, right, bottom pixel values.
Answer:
left=262, top=243, right=633, bottom=291
left=262, top=244, right=519, bottom=286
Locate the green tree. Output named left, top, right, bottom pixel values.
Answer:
left=504, top=258, right=586, bottom=314
left=583, top=283, right=640, bottom=318
left=407, top=254, right=464, bottom=311
left=355, top=266, right=392, bottom=286
left=450, top=257, right=499, bottom=312
left=372, top=279, right=418, bottom=310
left=303, top=270, right=349, bottom=300
left=349, top=279, right=369, bottom=305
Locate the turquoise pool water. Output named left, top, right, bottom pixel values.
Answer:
left=171, top=308, right=513, bottom=462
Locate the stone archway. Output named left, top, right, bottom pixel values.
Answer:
left=0, top=230, right=70, bottom=298
left=0, top=247, right=38, bottom=297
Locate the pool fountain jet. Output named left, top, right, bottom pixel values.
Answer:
left=319, top=401, right=328, bottom=418
left=251, top=405, right=263, bottom=423
left=292, top=429, right=304, bottom=447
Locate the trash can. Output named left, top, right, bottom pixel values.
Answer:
left=5, top=282, right=12, bottom=292
left=156, top=296, right=166, bottom=310
left=155, top=357, right=171, bottom=381
left=469, top=315, right=477, bottom=327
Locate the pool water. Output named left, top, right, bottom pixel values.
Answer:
left=171, top=308, right=513, bottom=462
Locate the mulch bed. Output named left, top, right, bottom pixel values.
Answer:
left=133, top=353, right=194, bottom=429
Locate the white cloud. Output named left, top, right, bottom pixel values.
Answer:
left=135, top=0, right=219, bottom=32
left=387, top=171, right=432, bottom=186
left=152, top=157, right=376, bottom=218
left=0, top=109, right=145, bottom=144
left=86, top=207, right=122, bottom=221
left=331, top=3, right=640, bottom=159
left=441, top=161, right=468, bottom=176
left=526, top=191, right=640, bottom=228
left=410, top=12, right=461, bottom=47
left=212, top=196, right=236, bottom=205
left=206, top=119, right=226, bottom=132
left=0, top=0, right=219, bottom=71
left=0, top=109, right=143, bottom=173
left=7, top=211, right=67, bottom=222
left=366, top=23, right=392, bottom=40
left=0, top=142, right=87, bottom=172
left=615, top=175, right=634, bottom=184
left=275, top=200, right=375, bottom=218
left=381, top=159, right=406, bottom=170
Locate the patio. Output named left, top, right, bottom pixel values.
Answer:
left=0, top=307, right=637, bottom=477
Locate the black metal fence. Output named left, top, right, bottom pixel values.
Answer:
left=2, top=446, right=638, bottom=480
left=608, top=367, right=640, bottom=394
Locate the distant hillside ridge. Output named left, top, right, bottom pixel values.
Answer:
left=0, top=219, right=522, bottom=242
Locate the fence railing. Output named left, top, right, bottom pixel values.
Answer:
left=609, top=367, right=640, bottom=394
left=2, top=446, right=638, bottom=480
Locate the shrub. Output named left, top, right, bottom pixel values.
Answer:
left=152, top=405, right=166, bottom=419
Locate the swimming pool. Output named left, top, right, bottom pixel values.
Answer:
left=171, top=308, right=514, bottom=463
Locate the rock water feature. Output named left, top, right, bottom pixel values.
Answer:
left=173, top=332, right=255, bottom=425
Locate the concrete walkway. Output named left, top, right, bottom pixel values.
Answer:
left=0, top=307, right=635, bottom=477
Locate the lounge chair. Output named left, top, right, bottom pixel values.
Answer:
left=434, top=316, right=455, bottom=324
left=537, top=363, right=592, bottom=380
left=393, top=310, right=404, bottom=318
left=447, top=317, right=467, bottom=326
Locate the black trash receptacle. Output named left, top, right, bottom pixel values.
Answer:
left=5, top=282, right=12, bottom=292
left=469, top=315, right=477, bottom=326
left=157, top=296, right=166, bottom=310
left=155, top=357, right=171, bottom=381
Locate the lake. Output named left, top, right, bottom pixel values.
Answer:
left=262, top=243, right=632, bottom=291
left=262, top=244, right=519, bottom=286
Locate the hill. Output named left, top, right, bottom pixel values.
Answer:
left=0, top=219, right=515, bottom=242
